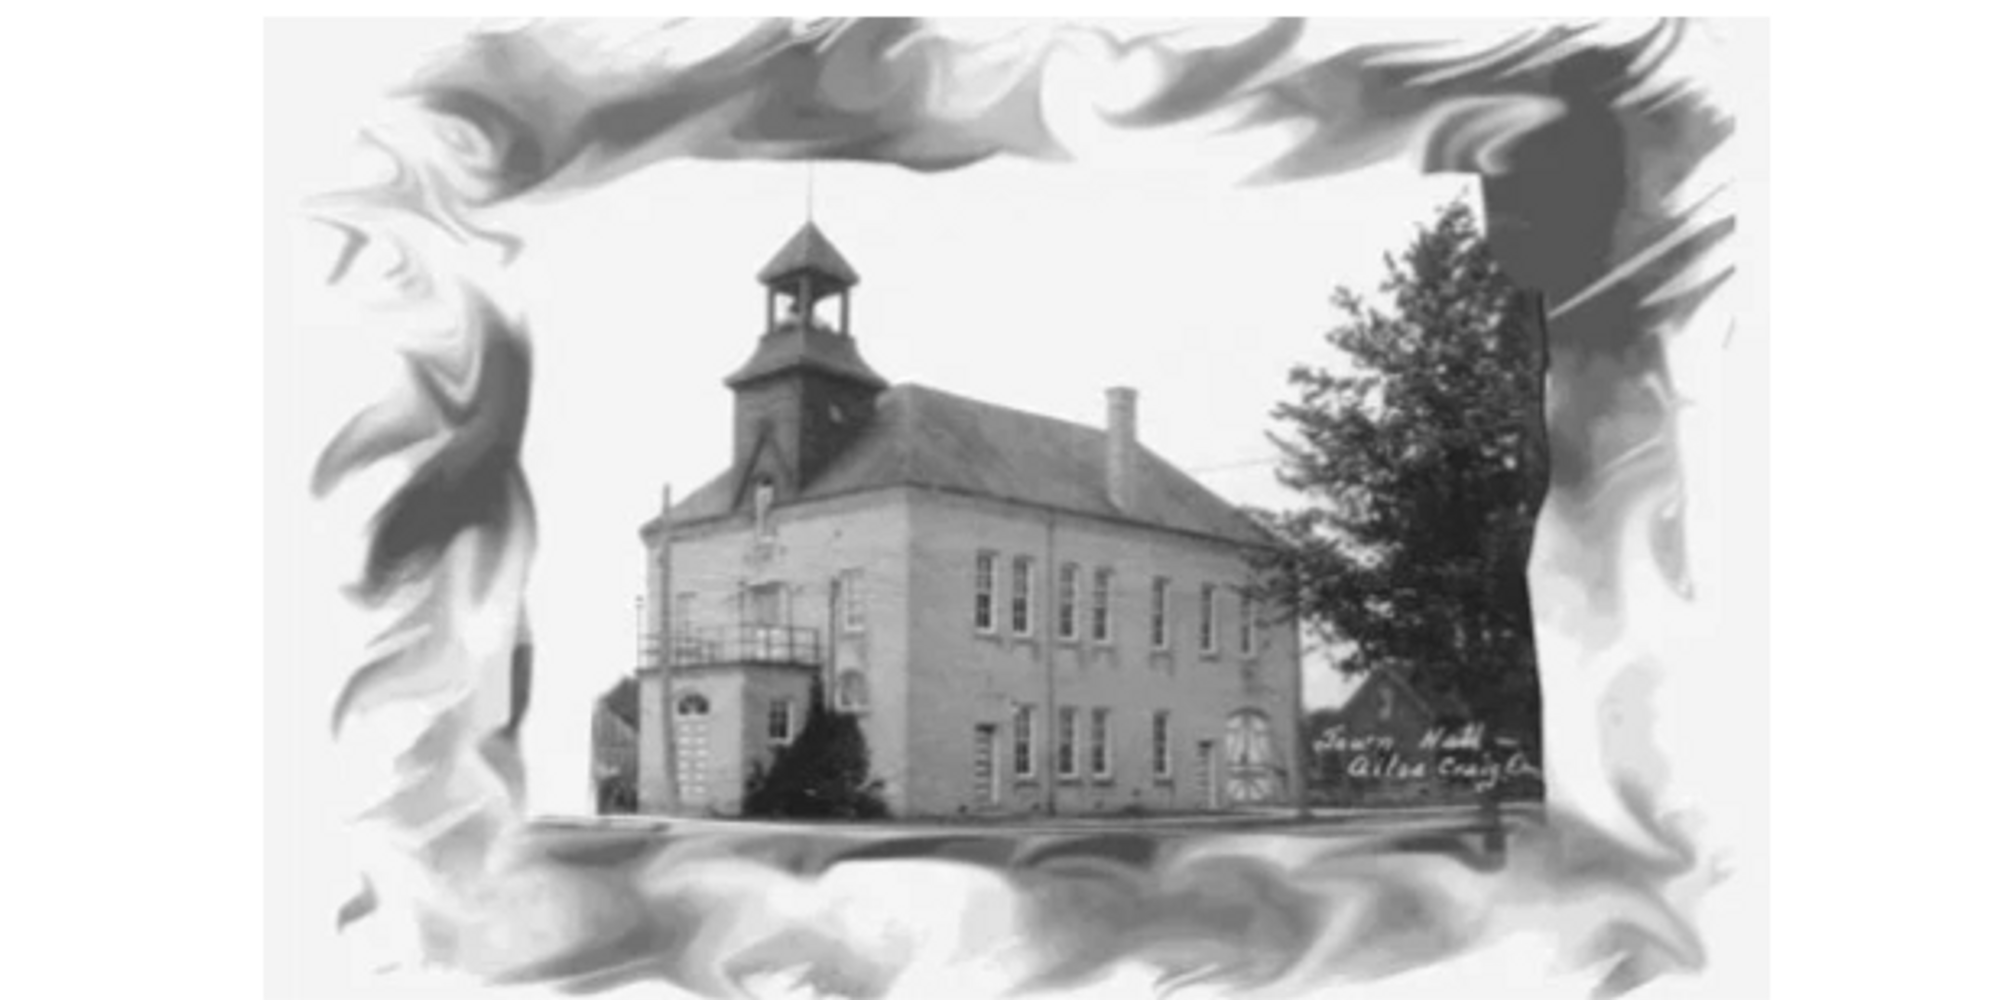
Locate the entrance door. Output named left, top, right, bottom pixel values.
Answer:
left=1224, top=710, right=1281, bottom=805
left=973, top=724, right=1000, bottom=808
left=674, top=693, right=712, bottom=810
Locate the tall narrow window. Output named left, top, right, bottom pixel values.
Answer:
left=1199, top=584, right=1219, bottom=653
left=1090, top=708, right=1112, bottom=778
left=1057, top=563, right=1080, bottom=640
left=1057, top=706, right=1080, bottom=778
left=840, top=569, right=866, bottom=633
left=974, top=552, right=997, bottom=632
left=1011, top=555, right=1035, bottom=635
left=753, top=479, right=776, bottom=539
left=1238, top=590, right=1256, bottom=655
left=672, top=592, right=694, bottom=642
left=1091, top=567, right=1113, bottom=643
left=1150, top=577, right=1171, bottom=649
left=1012, top=704, right=1037, bottom=777
left=768, top=699, right=795, bottom=744
left=1152, top=711, right=1172, bottom=778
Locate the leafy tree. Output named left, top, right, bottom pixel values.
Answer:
left=742, top=678, right=889, bottom=820
left=1260, top=198, right=1548, bottom=754
left=588, top=676, right=636, bottom=816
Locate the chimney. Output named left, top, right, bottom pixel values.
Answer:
left=637, top=484, right=675, bottom=815
left=1105, top=387, right=1138, bottom=512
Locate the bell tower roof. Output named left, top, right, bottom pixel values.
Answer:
left=757, top=221, right=859, bottom=292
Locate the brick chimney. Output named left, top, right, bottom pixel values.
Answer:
left=1105, top=387, right=1138, bottom=512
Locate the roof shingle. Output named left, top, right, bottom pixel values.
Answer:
left=666, top=384, right=1274, bottom=548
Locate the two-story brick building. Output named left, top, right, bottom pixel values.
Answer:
left=629, top=221, right=1303, bottom=819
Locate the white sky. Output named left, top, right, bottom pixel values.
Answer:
left=273, top=19, right=1479, bottom=818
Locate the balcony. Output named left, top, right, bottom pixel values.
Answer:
left=667, top=625, right=825, bottom=670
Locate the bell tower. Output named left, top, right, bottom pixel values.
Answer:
left=724, top=221, right=888, bottom=505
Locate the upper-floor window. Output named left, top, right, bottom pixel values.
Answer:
left=1090, top=567, right=1114, bottom=643
left=753, top=478, right=776, bottom=539
left=1149, top=577, right=1171, bottom=650
left=1010, top=555, right=1035, bottom=636
left=746, top=582, right=784, bottom=627
left=840, top=569, right=866, bottom=633
left=835, top=669, right=870, bottom=712
left=1238, top=589, right=1257, bottom=655
left=974, top=552, right=998, bottom=632
left=672, top=592, right=695, bottom=643
left=1056, top=563, right=1080, bottom=641
left=1199, top=584, right=1219, bottom=654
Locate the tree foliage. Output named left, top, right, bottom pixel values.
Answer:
left=1261, top=198, right=1548, bottom=747
left=742, top=679, right=889, bottom=820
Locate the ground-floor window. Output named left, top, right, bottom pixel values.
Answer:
left=1012, top=704, right=1036, bottom=778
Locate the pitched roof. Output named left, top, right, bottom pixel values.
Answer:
left=757, top=221, right=859, bottom=288
left=597, top=675, right=639, bottom=729
left=725, top=321, right=887, bottom=389
left=1334, top=668, right=1472, bottom=725
left=666, top=383, right=1275, bottom=548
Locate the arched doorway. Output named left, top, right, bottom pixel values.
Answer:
left=675, top=692, right=712, bottom=809
left=1224, top=710, right=1282, bottom=805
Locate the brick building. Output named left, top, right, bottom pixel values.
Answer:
left=629, top=221, right=1303, bottom=819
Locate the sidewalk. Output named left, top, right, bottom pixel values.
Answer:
left=528, top=801, right=1541, bottom=838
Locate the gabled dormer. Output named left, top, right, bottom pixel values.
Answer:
left=725, top=222, right=888, bottom=505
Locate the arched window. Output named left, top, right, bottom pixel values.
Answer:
left=676, top=693, right=710, bottom=717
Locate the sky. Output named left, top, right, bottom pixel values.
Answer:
left=272, top=19, right=1480, bottom=819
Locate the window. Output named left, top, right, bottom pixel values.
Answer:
left=1090, top=708, right=1112, bottom=778
left=753, top=478, right=776, bottom=538
left=835, top=670, right=869, bottom=712
left=1011, top=556, right=1035, bottom=635
left=1057, top=707, right=1080, bottom=778
left=1199, top=584, right=1219, bottom=653
left=1151, top=711, right=1172, bottom=778
left=677, top=693, right=710, bottom=716
left=1057, top=563, right=1080, bottom=640
left=1150, top=577, right=1171, bottom=649
left=768, top=698, right=795, bottom=744
left=746, top=583, right=784, bottom=626
left=1090, top=567, right=1113, bottom=643
left=840, top=569, right=866, bottom=633
left=974, top=552, right=997, bottom=632
left=1013, top=704, right=1037, bottom=777
left=672, top=592, right=695, bottom=643
left=1238, top=590, right=1256, bottom=655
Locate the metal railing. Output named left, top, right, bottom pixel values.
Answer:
left=668, top=625, right=824, bottom=669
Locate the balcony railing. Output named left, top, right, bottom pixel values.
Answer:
left=667, top=625, right=824, bottom=669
